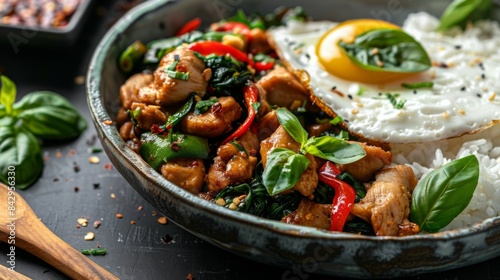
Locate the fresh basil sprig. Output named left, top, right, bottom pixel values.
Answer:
left=0, top=125, right=44, bottom=189
left=262, top=108, right=366, bottom=196
left=14, top=92, right=88, bottom=139
left=410, top=154, right=479, bottom=233
left=437, top=0, right=493, bottom=32
left=0, top=75, right=87, bottom=189
left=339, top=28, right=431, bottom=73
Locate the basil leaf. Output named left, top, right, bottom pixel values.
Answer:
left=437, top=0, right=493, bottom=32
left=0, top=125, right=43, bottom=190
left=14, top=91, right=87, bottom=140
left=262, top=148, right=310, bottom=196
left=303, top=136, right=366, bottom=164
left=276, top=107, right=308, bottom=145
left=339, top=29, right=431, bottom=73
left=0, top=104, right=6, bottom=118
left=0, top=75, right=16, bottom=115
left=410, top=154, right=479, bottom=233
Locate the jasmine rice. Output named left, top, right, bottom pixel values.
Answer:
left=390, top=124, right=500, bottom=231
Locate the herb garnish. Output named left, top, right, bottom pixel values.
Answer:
left=194, top=98, right=219, bottom=114
left=262, top=108, right=366, bottom=196
left=402, top=81, right=434, bottom=89
left=164, top=54, right=190, bottom=81
left=410, top=154, right=479, bottom=233
left=0, top=76, right=87, bottom=189
left=375, top=93, right=407, bottom=109
left=339, top=29, right=431, bottom=73
left=437, top=0, right=493, bottom=32
left=82, top=248, right=107, bottom=256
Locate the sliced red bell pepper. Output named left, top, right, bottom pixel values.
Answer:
left=186, top=41, right=251, bottom=65
left=221, top=82, right=259, bottom=145
left=253, top=61, right=274, bottom=72
left=176, top=17, right=201, bottom=36
left=318, top=161, right=356, bottom=232
left=214, top=21, right=251, bottom=41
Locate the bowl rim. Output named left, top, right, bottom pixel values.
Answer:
left=86, top=0, right=500, bottom=244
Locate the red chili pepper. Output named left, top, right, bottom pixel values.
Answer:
left=221, top=82, right=259, bottom=145
left=214, top=21, right=251, bottom=41
left=176, top=17, right=201, bottom=36
left=186, top=41, right=251, bottom=65
left=318, top=161, right=356, bottom=232
left=253, top=61, right=275, bottom=72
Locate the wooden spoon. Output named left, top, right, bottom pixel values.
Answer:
left=0, top=183, right=119, bottom=280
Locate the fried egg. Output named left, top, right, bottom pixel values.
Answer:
left=267, top=12, right=500, bottom=143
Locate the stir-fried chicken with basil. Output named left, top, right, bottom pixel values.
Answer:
left=116, top=7, right=421, bottom=237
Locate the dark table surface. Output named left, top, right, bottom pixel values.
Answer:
left=1, top=1, right=499, bottom=279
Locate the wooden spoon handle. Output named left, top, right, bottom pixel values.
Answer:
left=0, top=264, right=31, bottom=280
left=14, top=216, right=119, bottom=280
left=0, top=183, right=118, bottom=280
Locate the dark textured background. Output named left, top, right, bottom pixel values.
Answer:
left=0, top=1, right=499, bottom=279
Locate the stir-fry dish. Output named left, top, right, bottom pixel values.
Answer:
left=116, top=6, right=496, bottom=237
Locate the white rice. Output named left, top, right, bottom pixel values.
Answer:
left=390, top=124, right=500, bottom=231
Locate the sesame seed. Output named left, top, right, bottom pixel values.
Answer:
left=331, top=85, right=337, bottom=90
left=461, top=87, right=466, bottom=91
left=489, top=93, right=497, bottom=101
left=481, top=73, right=486, bottom=79
left=347, top=94, right=353, bottom=100
left=438, top=62, right=448, bottom=68
left=477, top=93, right=482, bottom=98
left=454, top=45, right=462, bottom=50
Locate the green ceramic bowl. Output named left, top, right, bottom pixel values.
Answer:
left=87, top=0, right=500, bottom=278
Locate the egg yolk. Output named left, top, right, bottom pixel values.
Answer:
left=316, top=19, right=417, bottom=84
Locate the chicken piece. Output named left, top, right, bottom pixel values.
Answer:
left=235, top=129, right=260, bottom=157
left=130, top=102, right=168, bottom=131
left=248, top=28, right=273, bottom=54
left=119, top=121, right=141, bottom=153
left=257, top=110, right=280, bottom=141
left=255, top=82, right=271, bottom=117
left=207, top=130, right=259, bottom=193
left=281, top=199, right=331, bottom=230
left=138, top=49, right=212, bottom=106
left=120, top=72, right=154, bottom=109
left=350, top=165, right=418, bottom=236
left=257, top=66, right=313, bottom=110
left=116, top=107, right=130, bottom=127
left=160, top=158, right=206, bottom=194
left=338, top=142, right=392, bottom=183
left=307, top=122, right=333, bottom=137
left=260, top=125, right=318, bottom=199
left=181, top=96, right=242, bottom=138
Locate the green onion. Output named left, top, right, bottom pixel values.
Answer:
left=166, top=70, right=190, bottom=80
left=402, top=81, right=434, bottom=89
left=82, top=248, right=107, bottom=256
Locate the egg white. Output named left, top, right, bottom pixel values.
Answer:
left=267, top=14, right=500, bottom=143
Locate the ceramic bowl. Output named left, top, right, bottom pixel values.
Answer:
left=86, top=0, right=500, bottom=278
